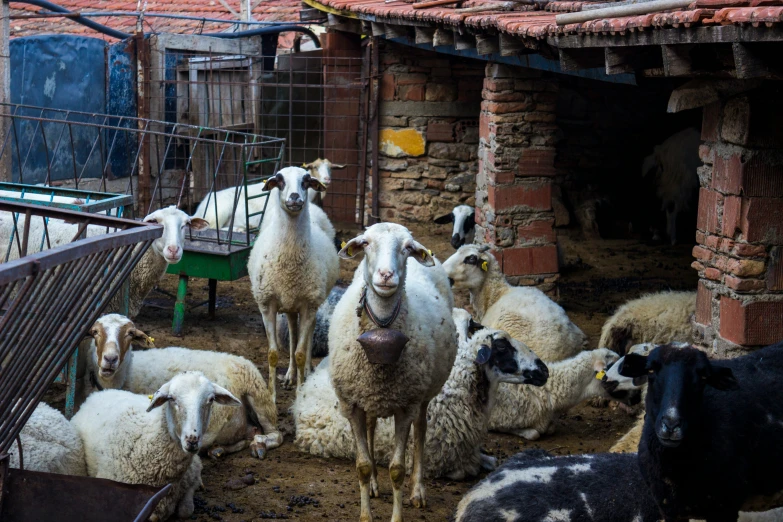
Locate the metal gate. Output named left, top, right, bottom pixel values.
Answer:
left=144, top=34, right=368, bottom=225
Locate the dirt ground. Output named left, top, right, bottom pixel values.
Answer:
left=44, top=224, right=696, bottom=522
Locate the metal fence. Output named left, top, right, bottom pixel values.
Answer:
left=144, top=40, right=367, bottom=224
left=0, top=201, right=160, bottom=456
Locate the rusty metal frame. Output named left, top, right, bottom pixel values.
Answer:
left=0, top=201, right=161, bottom=456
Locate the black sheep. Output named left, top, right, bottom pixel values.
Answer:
left=454, top=449, right=661, bottom=522
left=620, top=342, right=783, bottom=521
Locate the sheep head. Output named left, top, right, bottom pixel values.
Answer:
left=471, top=328, right=548, bottom=387
left=147, top=371, right=241, bottom=454
left=338, top=223, right=434, bottom=298
left=89, top=313, right=154, bottom=378
left=263, top=167, right=325, bottom=216
left=434, top=205, right=476, bottom=249
left=144, top=206, right=208, bottom=264
left=303, top=158, right=346, bottom=189
left=442, top=244, right=496, bottom=292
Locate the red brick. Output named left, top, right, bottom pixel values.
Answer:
left=426, top=122, right=455, bottom=143
left=705, top=235, right=720, bottom=250
left=697, top=188, right=721, bottom=234
left=740, top=197, right=783, bottom=244
left=479, top=112, right=490, bottom=142
left=502, top=245, right=559, bottom=276
left=518, top=149, right=556, bottom=177
left=483, top=78, right=514, bottom=92
left=692, top=245, right=713, bottom=263
left=733, top=242, right=767, bottom=257
left=696, top=282, right=712, bottom=325
left=481, top=101, right=531, bottom=114
left=767, top=247, right=783, bottom=291
left=488, top=169, right=515, bottom=185
left=691, top=261, right=705, bottom=272
left=719, top=238, right=736, bottom=253
left=720, top=297, right=783, bottom=346
left=396, top=73, right=427, bottom=85
left=713, top=153, right=783, bottom=197
left=701, top=102, right=721, bottom=142
left=726, top=258, right=766, bottom=277
left=399, top=84, right=425, bottom=102
left=725, top=275, right=766, bottom=292
left=491, top=248, right=503, bottom=269
left=482, top=90, right=527, bottom=102
left=698, top=144, right=714, bottom=164
left=517, top=219, right=556, bottom=245
left=705, top=267, right=722, bottom=281
left=696, top=230, right=707, bottom=245
left=381, top=73, right=395, bottom=101
left=488, top=182, right=551, bottom=211
left=713, top=255, right=730, bottom=271
left=722, top=195, right=739, bottom=237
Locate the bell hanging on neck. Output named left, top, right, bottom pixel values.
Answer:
left=357, top=328, right=409, bottom=364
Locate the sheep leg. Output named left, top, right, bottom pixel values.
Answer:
left=294, top=307, right=316, bottom=390
left=410, top=404, right=427, bottom=509
left=346, top=406, right=374, bottom=522
left=391, top=408, right=416, bottom=522
left=208, top=439, right=248, bottom=459
left=480, top=452, right=497, bottom=471
left=260, top=303, right=279, bottom=403
left=245, top=395, right=282, bottom=459
left=515, top=428, right=541, bottom=440
left=284, top=312, right=299, bottom=387
left=366, top=416, right=379, bottom=498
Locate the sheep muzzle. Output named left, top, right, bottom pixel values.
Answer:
left=357, top=328, right=409, bottom=365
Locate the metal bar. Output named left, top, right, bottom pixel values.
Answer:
left=555, top=0, right=692, bottom=25
left=370, top=38, right=380, bottom=225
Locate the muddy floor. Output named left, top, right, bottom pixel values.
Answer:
left=45, top=224, right=696, bottom=522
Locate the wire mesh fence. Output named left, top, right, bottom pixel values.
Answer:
left=144, top=43, right=367, bottom=224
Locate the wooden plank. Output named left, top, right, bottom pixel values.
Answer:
left=454, top=31, right=476, bottom=50
left=371, top=22, right=386, bottom=37
left=415, top=26, right=435, bottom=45
left=299, top=7, right=327, bottom=21
left=432, top=28, right=454, bottom=47
left=667, top=78, right=763, bottom=112
left=558, top=47, right=604, bottom=71
left=385, top=24, right=411, bottom=40
left=499, top=33, right=526, bottom=56
left=661, top=44, right=693, bottom=76
left=732, top=42, right=783, bottom=79
left=605, top=47, right=635, bottom=74
left=154, top=33, right=262, bottom=55
left=327, top=13, right=363, bottom=33
left=476, top=34, right=499, bottom=55
left=551, top=25, right=783, bottom=49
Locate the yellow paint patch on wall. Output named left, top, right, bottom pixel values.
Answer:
left=379, top=128, right=426, bottom=158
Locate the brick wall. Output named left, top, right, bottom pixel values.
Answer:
left=368, top=40, right=484, bottom=224
left=692, top=89, right=783, bottom=356
left=475, top=63, right=560, bottom=293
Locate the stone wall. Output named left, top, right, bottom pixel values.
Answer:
left=692, top=88, right=783, bottom=357
left=369, top=40, right=484, bottom=224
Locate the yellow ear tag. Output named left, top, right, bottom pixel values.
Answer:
left=481, top=261, right=488, bottom=271
left=148, top=337, right=155, bottom=343
left=595, top=370, right=606, bottom=380
left=422, top=249, right=432, bottom=261
left=148, top=395, right=154, bottom=400
left=341, top=241, right=347, bottom=249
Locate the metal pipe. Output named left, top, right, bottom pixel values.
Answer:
left=36, top=10, right=298, bottom=25
left=555, top=0, right=693, bottom=25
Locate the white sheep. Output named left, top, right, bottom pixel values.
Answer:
left=598, top=290, right=696, bottom=356
left=7, top=402, right=86, bottom=476
left=79, top=313, right=281, bottom=459
left=433, top=204, right=476, bottom=249
left=303, top=158, right=345, bottom=204
left=293, top=308, right=549, bottom=481
left=641, top=127, right=701, bottom=245
left=442, top=244, right=587, bottom=361
left=330, top=223, right=456, bottom=522
left=72, top=371, right=240, bottom=521
left=248, top=167, right=339, bottom=402
left=0, top=205, right=208, bottom=318
left=489, top=348, right=621, bottom=440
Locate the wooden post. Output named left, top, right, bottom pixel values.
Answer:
left=0, top=0, right=11, bottom=182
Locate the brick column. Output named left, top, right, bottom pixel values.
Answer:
left=692, top=91, right=783, bottom=357
left=475, top=63, right=560, bottom=294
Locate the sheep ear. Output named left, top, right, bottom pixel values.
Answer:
left=188, top=217, right=209, bottom=231
left=143, top=212, right=161, bottom=224
left=618, top=353, right=648, bottom=378
left=130, top=328, right=155, bottom=348
left=302, top=162, right=313, bottom=169
left=338, top=236, right=366, bottom=259
left=408, top=240, right=435, bottom=267
left=475, top=345, right=491, bottom=365
left=212, top=384, right=241, bottom=406
left=467, top=318, right=485, bottom=336
left=433, top=213, right=454, bottom=225
left=707, top=366, right=739, bottom=391
left=331, top=164, right=347, bottom=170
left=263, top=174, right=283, bottom=192
left=307, top=177, right=327, bottom=193
left=147, top=384, right=172, bottom=412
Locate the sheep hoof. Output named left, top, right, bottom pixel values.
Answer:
left=480, top=453, right=497, bottom=471
left=250, top=440, right=267, bottom=459
left=208, top=447, right=225, bottom=459
left=410, top=488, right=427, bottom=508
left=518, top=429, right=541, bottom=441
left=369, top=475, right=379, bottom=498
left=282, top=368, right=296, bottom=387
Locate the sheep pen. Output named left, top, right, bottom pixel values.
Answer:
left=34, top=224, right=697, bottom=521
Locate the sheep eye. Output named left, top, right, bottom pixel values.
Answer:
left=464, top=255, right=478, bottom=265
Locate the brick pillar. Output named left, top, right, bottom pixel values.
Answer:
left=475, top=63, right=560, bottom=295
left=692, top=90, right=783, bottom=357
